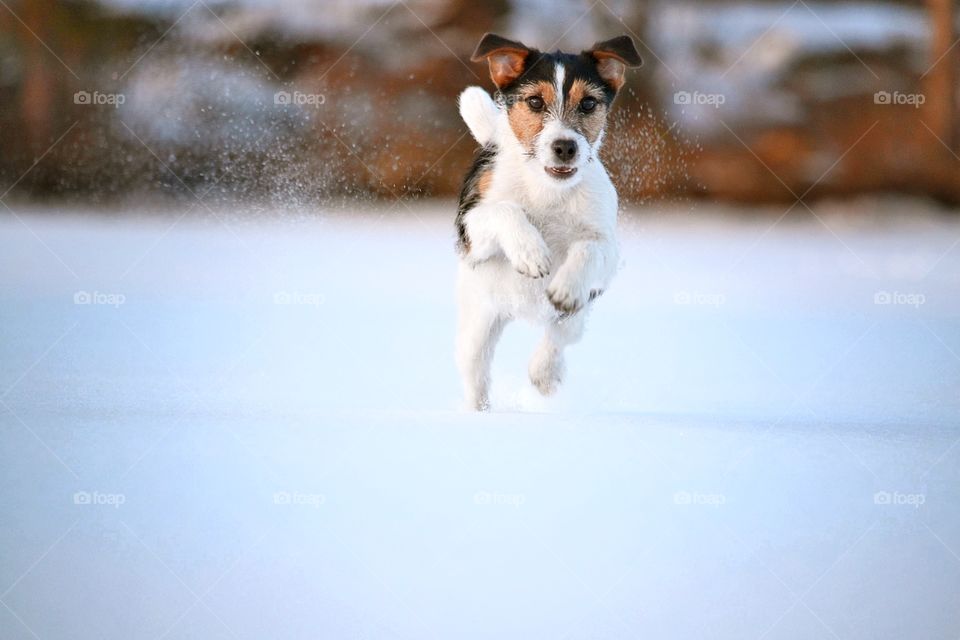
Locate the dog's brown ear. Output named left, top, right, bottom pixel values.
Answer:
left=586, top=36, right=642, bottom=91
left=471, top=33, right=532, bottom=89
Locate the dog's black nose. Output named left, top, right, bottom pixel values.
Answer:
left=552, top=139, right=577, bottom=162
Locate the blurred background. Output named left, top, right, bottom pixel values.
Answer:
left=1, top=0, right=957, bottom=208
left=3, top=4, right=960, bottom=639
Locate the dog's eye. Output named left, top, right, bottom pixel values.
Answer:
left=580, top=96, right=598, bottom=113
left=526, top=96, right=545, bottom=112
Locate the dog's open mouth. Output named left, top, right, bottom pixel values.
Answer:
left=545, top=166, right=578, bottom=180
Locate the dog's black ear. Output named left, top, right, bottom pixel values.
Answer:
left=471, top=33, right=532, bottom=89
left=585, top=36, right=642, bottom=91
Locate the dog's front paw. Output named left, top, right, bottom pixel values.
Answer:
left=546, top=275, right=588, bottom=315
left=509, top=231, right=552, bottom=279
left=529, top=346, right=564, bottom=396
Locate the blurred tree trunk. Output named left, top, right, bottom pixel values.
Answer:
left=19, top=0, right=57, bottom=152
left=926, top=0, right=956, bottom=149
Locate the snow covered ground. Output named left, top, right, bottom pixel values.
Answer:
left=1, top=200, right=959, bottom=639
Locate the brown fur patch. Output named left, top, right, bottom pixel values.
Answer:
left=507, top=81, right=554, bottom=151
left=595, top=57, right=626, bottom=91
left=563, top=79, right=608, bottom=144
left=507, top=107, right=543, bottom=152
left=476, top=168, right=493, bottom=196
left=566, top=78, right=589, bottom=111
left=578, top=105, right=608, bottom=144
left=487, top=50, right=527, bottom=88
left=533, top=81, right=555, bottom=110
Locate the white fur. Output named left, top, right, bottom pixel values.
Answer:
left=455, top=85, right=621, bottom=411
left=458, top=86, right=499, bottom=146
left=552, top=63, right=565, bottom=113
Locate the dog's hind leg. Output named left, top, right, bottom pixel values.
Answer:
left=456, top=302, right=507, bottom=411
left=529, top=311, right=588, bottom=397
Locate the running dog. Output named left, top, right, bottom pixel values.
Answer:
left=455, top=33, right=642, bottom=410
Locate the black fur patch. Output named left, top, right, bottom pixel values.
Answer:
left=498, top=51, right=619, bottom=107
left=456, top=144, right=497, bottom=255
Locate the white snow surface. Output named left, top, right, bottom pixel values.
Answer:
left=1, top=201, right=959, bottom=639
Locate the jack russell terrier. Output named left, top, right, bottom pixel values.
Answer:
left=455, top=33, right=642, bottom=410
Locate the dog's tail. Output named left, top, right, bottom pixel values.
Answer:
left=458, top=86, right=499, bottom=147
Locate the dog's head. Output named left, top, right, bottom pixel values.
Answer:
left=471, top=33, right=641, bottom=188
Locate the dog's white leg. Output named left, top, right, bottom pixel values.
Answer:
left=546, top=237, right=617, bottom=314
left=458, top=86, right=499, bottom=146
left=456, top=290, right=507, bottom=411
left=533, top=235, right=615, bottom=395
left=463, top=201, right=552, bottom=278
left=529, top=311, right=588, bottom=396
